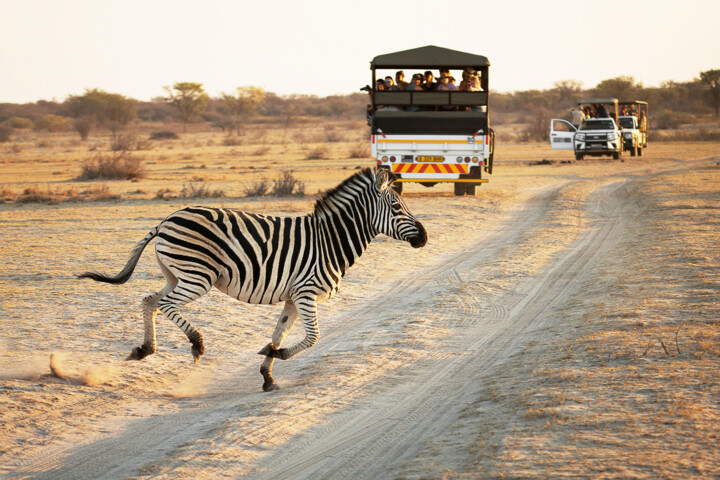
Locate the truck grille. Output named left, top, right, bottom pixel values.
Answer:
left=586, top=133, right=607, bottom=141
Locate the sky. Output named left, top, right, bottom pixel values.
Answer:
left=1, top=0, right=719, bottom=104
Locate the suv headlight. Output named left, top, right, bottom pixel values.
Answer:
left=624, top=132, right=632, bottom=139
left=576, top=133, right=585, bottom=141
left=607, top=132, right=616, bottom=141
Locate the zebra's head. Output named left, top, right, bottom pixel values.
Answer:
left=372, top=169, right=427, bottom=248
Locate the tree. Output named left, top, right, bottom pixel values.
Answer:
left=699, top=69, right=720, bottom=117
left=221, top=86, right=266, bottom=133
left=164, top=82, right=208, bottom=132
left=594, top=76, right=643, bottom=100
left=64, top=89, right=136, bottom=139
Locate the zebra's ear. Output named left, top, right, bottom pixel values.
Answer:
left=376, top=168, right=395, bottom=191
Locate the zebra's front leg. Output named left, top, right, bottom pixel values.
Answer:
left=259, top=301, right=299, bottom=392
left=258, top=296, right=318, bottom=371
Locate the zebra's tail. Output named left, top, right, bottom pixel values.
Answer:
left=77, top=226, right=159, bottom=284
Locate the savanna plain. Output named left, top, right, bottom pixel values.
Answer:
left=1, top=119, right=719, bottom=479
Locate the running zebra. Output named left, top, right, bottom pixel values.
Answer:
left=78, top=167, right=427, bottom=391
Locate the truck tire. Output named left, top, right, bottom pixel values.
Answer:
left=465, top=184, right=476, bottom=196
left=454, top=183, right=466, bottom=196
left=630, top=146, right=637, bottom=156
left=613, top=151, right=620, bottom=160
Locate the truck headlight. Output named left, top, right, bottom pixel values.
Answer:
left=576, top=133, right=585, bottom=141
left=624, top=132, right=632, bottom=139
left=607, top=132, right=616, bottom=141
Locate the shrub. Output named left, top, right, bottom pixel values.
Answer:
left=272, top=170, right=305, bottom=196
left=521, top=108, right=552, bottom=142
left=243, top=178, right=270, bottom=197
left=73, top=116, right=94, bottom=141
left=306, top=145, right=329, bottom=160
left=348, top=144, right=368, bottom=159
left=223, top=135, right=244, bottom=146
left=76, top=150, right=145, bottom=181
left=5, top=117, right=34, bottom=129
left=34, top=114, right=72, bottom=132
left=180, top=182, right=224, bottom=198
left=111, top=134, right=136, bottom=151
left=0, top=124, right=12, bottom=143
left=149, top=130, right=179, bottom=140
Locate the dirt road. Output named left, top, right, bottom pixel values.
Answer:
left=2, top=152, right=718, bottom=479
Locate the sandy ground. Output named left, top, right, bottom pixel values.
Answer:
left=1, top=127, right=719, bottom=479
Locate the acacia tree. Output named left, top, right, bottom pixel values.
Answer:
left=221, top=86, right=266, bottom=133
left=699, top=69, right=720, bottom=117
left=64, top=89, right=137, bottom=139
left=164, top=82, right=208, bottom=132
left=594, top=76, right=643, bottom=100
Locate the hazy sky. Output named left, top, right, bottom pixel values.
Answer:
left=1, top=0, right=719, bottom=104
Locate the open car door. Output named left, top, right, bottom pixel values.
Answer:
left=549, top=119, right=576, bottom=150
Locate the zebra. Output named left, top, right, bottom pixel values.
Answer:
left=78, top=167, right=427, bottom=391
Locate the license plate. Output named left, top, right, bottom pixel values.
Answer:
left=588, top=143, right=603, bottom=148
left=416, top=156, right=443, bottom=162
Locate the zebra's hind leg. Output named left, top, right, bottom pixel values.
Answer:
left=259, top=301, right=299, bottom=392
left=128, top=265, right=177, bottom=361
left=157, top=279, right=211, bottom=363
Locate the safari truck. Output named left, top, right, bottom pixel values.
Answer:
left=367, top=45, right=494, bottom=196
left=618, top=100, right=649, bottom=156
left=550, top=98, right=624, bottom=160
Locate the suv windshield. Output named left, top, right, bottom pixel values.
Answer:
left=580, top=120, right=615, bottom=130
left=619, top=118, right=635, bottom=129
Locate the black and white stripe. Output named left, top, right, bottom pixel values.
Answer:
left=78, top=167, right=426, bottom=391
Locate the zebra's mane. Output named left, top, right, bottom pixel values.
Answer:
left=312, top=167, right=376, bottom=217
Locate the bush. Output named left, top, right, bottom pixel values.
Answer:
left=243, top=178, right=270, bottom=197
left=180, top=182, right=224, bottom=198
left=149, top=130, right=179, bottom=140
left=34, top=114, right=73, bottom=132
left=306, top=145, right=329, bottom=160
left=348, top=144, right=368, bottom=159
left=223, top=135, right=244, bottom=146
left=111, top=134, right=136, bottom=151
left=0, top=124, right=12, bottom=143
left=521, top=108, right=552, bottom=142
left=73, top=116, right=93, bottom=141
left=5, top=117, right=34, bottom=129
left=272, top=170, right=305, bottom=196
left=76, top=150, right=145, bottom=181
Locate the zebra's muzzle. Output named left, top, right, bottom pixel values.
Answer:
left=409, top=221, right=427, bottom=248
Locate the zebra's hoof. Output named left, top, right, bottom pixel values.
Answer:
left=127, top=345, right=153, bottom=361
left=263, top=380, right=280, bottom=392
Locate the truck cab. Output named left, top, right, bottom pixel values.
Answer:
left=368, top=45, right=494, bottom=196
left=550, top=98, right=625, bottom=160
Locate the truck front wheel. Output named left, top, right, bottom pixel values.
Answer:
left=637, top=146, right=643, bottom=156
left=575, top=152, right=584, bottom=161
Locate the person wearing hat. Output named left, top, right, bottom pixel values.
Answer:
left=459, top=67, right=482, bottom=92
left=437, top=72, right=458, bottom=91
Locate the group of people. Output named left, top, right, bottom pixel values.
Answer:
left=372, top=68, right=483, bottom=93
left=571, top=104, right=646, bottom=129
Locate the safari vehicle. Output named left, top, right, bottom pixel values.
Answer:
left=550, top=98, right=624, bottom=160
left=367, top=45, right=494, bottom=196
left=618, top=100, right=648, bottom=156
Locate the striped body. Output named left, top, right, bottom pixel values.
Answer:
left=78, top=168, right=427, bottom=391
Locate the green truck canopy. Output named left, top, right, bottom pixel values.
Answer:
left=371, top=45, right=490, bottom=69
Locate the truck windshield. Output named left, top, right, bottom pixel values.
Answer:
left=619, top=118, right=635, bottom=129
left=580, top=120, right=614, bottom=130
